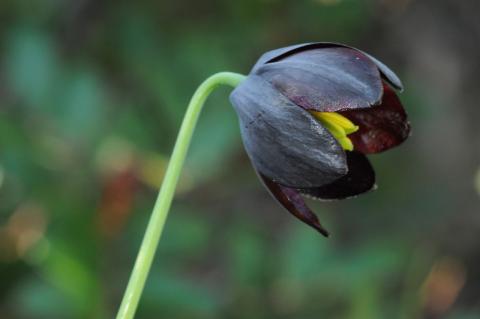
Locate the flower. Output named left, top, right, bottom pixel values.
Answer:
left=229, top=43, right=410, bottom=236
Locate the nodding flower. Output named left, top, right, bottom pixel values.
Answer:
left=229, top=43, right=410, bottom=237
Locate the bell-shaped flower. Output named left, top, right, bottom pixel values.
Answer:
left=230, top=43, right=410, bottom=236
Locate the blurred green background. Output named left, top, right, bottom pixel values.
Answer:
left=1, top=0, right=480, bottom=318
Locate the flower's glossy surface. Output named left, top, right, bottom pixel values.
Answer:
left=230, top=42, right=410, bottom=236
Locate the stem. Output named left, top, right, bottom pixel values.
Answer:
left=115, top=72, right=246, bottom=319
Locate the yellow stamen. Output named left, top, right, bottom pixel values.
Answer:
left=310, top=111, right=359, bottom=151
left=337, top=136, right=354, bottom=151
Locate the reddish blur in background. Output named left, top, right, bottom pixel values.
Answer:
left=1, top=0, right=480, bottom=318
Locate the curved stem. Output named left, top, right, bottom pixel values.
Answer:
left=116, top=72, right=246, bottom=319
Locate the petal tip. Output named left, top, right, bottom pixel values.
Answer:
left=313, top=222, right=330, bottom=237
left=258, top=172, right=331, bottom=237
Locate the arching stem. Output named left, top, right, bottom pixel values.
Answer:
left=116, top=72, right=246, bottom=319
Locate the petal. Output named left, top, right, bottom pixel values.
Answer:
left=251, top=42, right=403, bottom=92
left=299, top=151, right=375, bottom=200
left=251, top=42, right=342, bottom=73
left=254, top=47, right=383, bottom=112
left=361, top=52, right=404, bottom=91
left=340, top=84, right=410, bottom=154
left=230, top=75, right=347, bottom=188
left=258, top=172, right=329, bottom=237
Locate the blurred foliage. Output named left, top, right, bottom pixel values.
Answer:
left=1, top=0, right=480, bottom=318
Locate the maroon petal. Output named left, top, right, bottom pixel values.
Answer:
left=361, top=52, right=404, bottom=91
left=258, top=172, right=330, bottom=237
left=251, top=42, right=403, bottom=91
left=254, top=47, right=383, bottom=112
left=299, top=151, right=375, bottom=200
left=340, top=84, right=410, bottom=154
left=251, top=42, right=348, bottom=73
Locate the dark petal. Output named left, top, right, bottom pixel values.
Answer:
left=259, top=172, right=329, bottom=237
left=254, top=47, right=383, bottom=112
left=340, top=84, right=410, bottom=154
left=361, top=52, right=404, bottom=91
left=300, top=151, right=375, bottom=200
left=230, top=75, right=347, bottom=188
left=251, top=42, right=343, bottom=73
left=251, top=42, right=403, bottom=92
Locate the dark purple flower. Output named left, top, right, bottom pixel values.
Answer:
left=229, top=43, right=410, bottom=237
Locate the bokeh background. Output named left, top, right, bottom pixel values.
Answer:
left=1, top=0, right=480, bottom=318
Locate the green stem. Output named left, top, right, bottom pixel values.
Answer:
left=115, top=72, right=246, bottom=319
